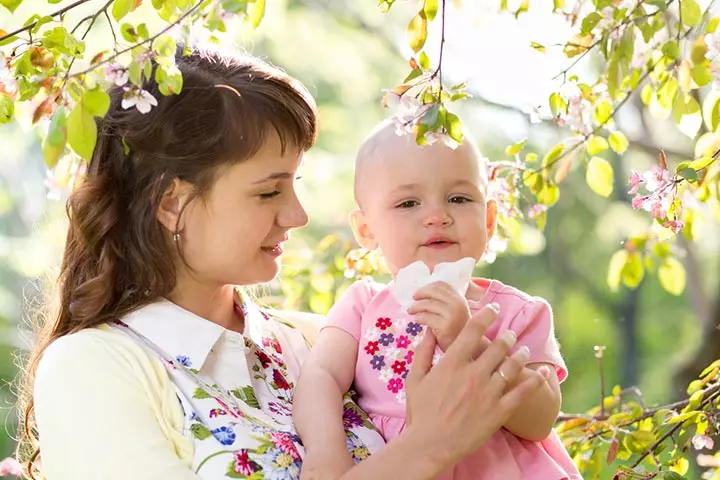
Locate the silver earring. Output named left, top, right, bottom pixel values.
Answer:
left=173, top=232, right=181, bottom=243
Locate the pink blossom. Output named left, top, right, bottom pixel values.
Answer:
left=642, top=165, right=671, bottom=193
left=528, top=204, right=548, bottom=219
left=0, top=457, right=23, bottom=476
left=104, top=64, right=129, bottom=87
left=632, top=195, right=649, bottom=209
left=692, top=434, right=714, bottom=451
left=628, top=170, right=644, bottom=194
left=121, top=88, right=158, bottom=114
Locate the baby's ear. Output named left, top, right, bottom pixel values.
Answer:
left=349, top=209, right=379, bottom=250
left=485, top=198, right=498, bottom=240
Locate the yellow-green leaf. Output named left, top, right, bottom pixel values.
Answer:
left=673, top=93, right=702, bottom=138
left=658, top=257, right=686, bottom=295
left=0, top=93, right=14, bottom=124
left=152, top=34, right=176, bottom=57
left=609, top=131, right=629, bottom=154
left=586, top=136, right=609, bottom=155
left=530, top=41, right=546, bottom=53
left=43, top=106, right=67, bottom=168
left=537, top=183, right=560, bottom=206
left=692, top=64, right=713, bottom=87
left=82, top=88, right=111, bottom=117
left=505, top=139, right=527, bottom=156
left=542, top=143, right=564, bottom=171
left=423, top=0, right=438, bottom=21
left=702, top=90, right=720, bottom=132
left=594, top=99, right=613, bottom=124
left=681, top=0, right=702, bottom=27
left=407, top=13, right=428, bottom=53
left=444, top=112, right=463, bottom=144
left=586, top=156, right=614, bottom=198
left=608, top=249, right=628, bottom=291
left=112, top=0, right=133, bottom=21
left=623, top=252, right=644, bottom=287
left=624, top=430, right=655, bottom=453
left=67, top=104, right=97, bottom=161
left=248, top=0, right=265, bottom=28
left=549, top=92, right=567, bottom=117
left=708, top=17, right=720, bottom=33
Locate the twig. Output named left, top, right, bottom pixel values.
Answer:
left=596, top=346, right=607, bottom=418
left=103, top=9, right=119, bottom=50
left=0, top=0, right=92, bottom=43
left=629, top=387, right=720, bottom=469
left=437, top=0, right=446, bottom=101
left=69, top=0, right=205, bottom=79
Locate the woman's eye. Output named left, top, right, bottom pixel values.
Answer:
left=449, top=195, right=472, bottom=204
left=259, top=190, right=281, bottom=199
left=396, top=200, right=419, bottom=209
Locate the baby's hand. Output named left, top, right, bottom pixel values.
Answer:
left=407, top=281, right=471, bottom=351
left=300, top=451, right=354, bottom=480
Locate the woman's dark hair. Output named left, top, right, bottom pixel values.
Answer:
left=16, top=45, right=318, bottom=478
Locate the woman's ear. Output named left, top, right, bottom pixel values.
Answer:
left=156, top=178, right=194, bottom=234
left=349, top=209, right=379, bottom=250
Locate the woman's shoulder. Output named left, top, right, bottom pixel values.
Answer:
left=35, top=324, right=163, bottom=392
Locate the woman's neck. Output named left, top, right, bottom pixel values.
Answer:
left=167, top=279, right=244, bottom=333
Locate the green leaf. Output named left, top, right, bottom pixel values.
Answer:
left=43, top=106, right=67, bottom=168
left=407, top=12, right=428, bottom=53
left=594, top=100, right=613, bottom=124
left=586, top=136, right=609, bottom=155
left=41, top=27, right=85, bottom=57
left=657, top=77, right=679, bottom=110
left=129, top=60, right=144, bottom=86
left=82, top=88, right=111, bottom=117
left=542, top=143, right=564, bottom=171
left=609, top=131, right=629, bottom=154
left=681, top=0, right=702, bottom=27
left=112, top=0, right=133, bottom=22
left=624, top=430, right=655, bottom=453
left=248, top=0, right=265, bottom=28
left=505, top=139, right=526, bottom=156
left=156, top=64, right=184, bottom=95
left=702, top=90, right=720, bottom=132
left=690, top=155, right=717, bottom=171
left=622, top=252, right=644, bottom=288
left=423, top=0, right=438, bottom=21
left=658, top=257, right=686, bottom=295
left=190, top=423, right=212, bottom=440
left=192, top=387, right=212, bottom=399
left=530, top=41, right=546, bottom=53
left=673, top=93, right=702, bottom=138
left=0, top=93, right=14, bottom=124
left=678, top=167, right=698, bottom=181
left=241, top=385, right=260, bottom=408
left=444, top=112, right=463, bottom=144
left=581, top=12, right=602, bottom=35
left=152, top=34, right=176, bottom=58
left=586, top=156, right=614, bottom=197
left=549, top=92, right=567, bottom=117
left=691, top=64, right=713, bottom=87
left=661, top=40, right=680, bottom=60
left=404, top=68, right=423, bottom=83
left=608, top=249, right=629, bottom=291
left=120, top=23, right=137, bottom=42
left=656, top=472, right=685, bottom=480
left=708, top=17, right=720, bottom=33
left=0, top=0, right=22, bottom=13
left=419, top=52, right=431, bottom=70
left=537, top=183, right=560, bottom=206
left=67, top=104, right=97, bottom=161
left=641, top=84, right=653, bottom=105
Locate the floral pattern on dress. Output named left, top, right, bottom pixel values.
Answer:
left=362, top=316, right=424, bottom=405
left=115, top=289, right=386, bottom=479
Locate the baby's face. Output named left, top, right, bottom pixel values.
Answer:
left=355, top=134, right=494, bottom=275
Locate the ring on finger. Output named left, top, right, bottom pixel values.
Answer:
left=496, top=368, right=509, bottom=383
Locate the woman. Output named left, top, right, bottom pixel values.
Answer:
left=16, top=46, right=543, bottom=480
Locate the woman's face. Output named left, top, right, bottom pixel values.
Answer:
left=175, top=133, right=308, bottom=288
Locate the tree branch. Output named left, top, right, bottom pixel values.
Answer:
left=0, top=0, right=93, bottom=43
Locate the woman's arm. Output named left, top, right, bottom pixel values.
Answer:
left=341, top=306, right=544, bottom=480
left=34, top=330, right=200, bottom=480
left=293, top=328, right=359, bottom=477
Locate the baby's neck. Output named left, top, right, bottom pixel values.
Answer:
left=465, top=280, right=486, bottom=302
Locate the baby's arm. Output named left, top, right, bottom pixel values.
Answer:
left=501, top=299, right=564, bottom=442
left=294, top=327, right=360, bottom=479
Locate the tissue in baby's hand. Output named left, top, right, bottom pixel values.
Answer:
left=391, top=257, right=476, bottom=310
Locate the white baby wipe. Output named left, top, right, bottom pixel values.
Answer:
left=390, top=257, right=476, bottom=311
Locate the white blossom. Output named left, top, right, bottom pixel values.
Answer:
left=121, top=88, right=158, bottom=114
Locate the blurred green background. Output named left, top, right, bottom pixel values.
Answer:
left=0, top=0, right=718, bottom=477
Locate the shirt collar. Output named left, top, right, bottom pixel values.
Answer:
left=122, top=291, right=251, bottom=371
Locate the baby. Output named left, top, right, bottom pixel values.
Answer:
left=293, top=118, right=581, bottom=480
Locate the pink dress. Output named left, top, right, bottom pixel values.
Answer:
left=325, top=277, right=582, bottom=480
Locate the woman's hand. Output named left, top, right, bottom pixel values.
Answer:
left=406, top=281, right=470, bottom=351
left=403, top=304, right=543, bottom=470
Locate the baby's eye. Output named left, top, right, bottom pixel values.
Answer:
left=449, top=195, right=473, bottom=204
left=396, top=200, right=419, bottom=209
